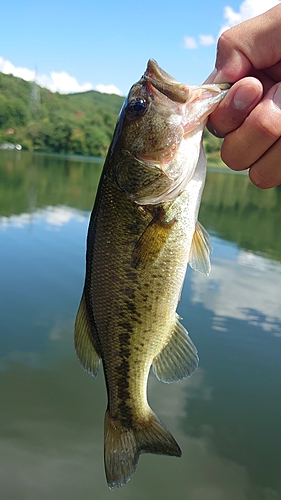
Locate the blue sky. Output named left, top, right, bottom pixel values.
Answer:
left=0, top=0, right=280, bottom=95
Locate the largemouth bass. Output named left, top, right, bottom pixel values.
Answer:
left=75, top=59, right=228, bottom=489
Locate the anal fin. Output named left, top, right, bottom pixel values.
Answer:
left=74, top=292, right=100, bottom=377
left=152, top=316, right=199, bottom=383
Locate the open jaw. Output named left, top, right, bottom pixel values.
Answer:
left=143, top=65, right=229, bottom=162
left=144, top=59, right=191, bottom=104
left=124, top=61, right=230, bottom=205
left=144, top=59, right=229, bottom=120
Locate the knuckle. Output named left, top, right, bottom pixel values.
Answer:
left=249, top=168, right=271, bottom=189
left=255, top=113, right=281, bottom=142
left=217, top=30, right=235, bottom=52
left=249, top=140, right=281, bottom=189
left=220, top=136, right=248, bottom=170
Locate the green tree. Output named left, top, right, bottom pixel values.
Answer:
left=0, top=72, right=125, bottom=156
left=85, top=125, right=111, bottom=157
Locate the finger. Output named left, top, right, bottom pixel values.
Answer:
left=221, top=83, right=281, bottom=170
left=249, top=68, right=276, bottom=94
left=264, top=60, right=281, bottom=83
left=249, top=138, right=281, bottom=188
left=212, top=5, right=281, bottom=83
left=204, top=49, right=251, bottom=85
left=207, top=77, right=263, bottom=138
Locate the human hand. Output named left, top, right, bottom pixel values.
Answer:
left=206, top=4, right=281, bottom=188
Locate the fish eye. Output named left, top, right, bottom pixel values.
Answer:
left=126, top=97, right=148, bottom=119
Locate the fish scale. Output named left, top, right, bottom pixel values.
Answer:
left=90, top=178, right=178, bottom=414
left=74, top=59, right=229, bottom=489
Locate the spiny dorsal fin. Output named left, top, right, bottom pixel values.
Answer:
left=152, top=316, right=199, bottom=383
left=74, top=292, right=100, bottom=377
left=132, top=211, right=176, bottom=268
left=189, top=221, right=212, bottom=276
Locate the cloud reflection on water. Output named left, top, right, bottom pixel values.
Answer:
left=1, top=208, right=281, bottom=499
left=1, top=356, right=278, bottom=500
left=190, top=238, right=281, bottom=338
left=0, top=205, right=87, bottom=231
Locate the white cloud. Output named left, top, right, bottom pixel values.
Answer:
left=199, top=34, right=216, bottom=46
left=184, top=34, right=216, bottom=50
left=184, top=1, right=281, bottom=53
left=0, top=56, right=35, bottom=81
left=0, top=55, right=122, bottom=95
left=221, top=0, right=281, bottom=32
left=95, top=83, right=122, bottom=95
left=184, top=36, right=198, bottom=49
left=40, top=71, right=93, bottom=94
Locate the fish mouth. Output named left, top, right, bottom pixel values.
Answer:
left=144, top=59, right=230, bottom=105
left=181, top=84, right=229, bottom=139
left=144, top=59, right=190, bottom=104
left=125, top=61, right=230, bottom=205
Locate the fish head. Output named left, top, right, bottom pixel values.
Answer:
left=111, top=59, right=229, bottom=205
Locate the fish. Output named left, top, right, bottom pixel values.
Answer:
left=74, top=59, right=228, bottom=489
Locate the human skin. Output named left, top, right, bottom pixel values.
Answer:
left=206, top=4, right=281, bottom=188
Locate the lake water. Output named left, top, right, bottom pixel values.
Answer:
left=0, top=150, right=281, bottom=500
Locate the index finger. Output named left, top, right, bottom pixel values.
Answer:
left=207, top=77, right=263, bottom=138
left=213, top=4, right=281, bottom=83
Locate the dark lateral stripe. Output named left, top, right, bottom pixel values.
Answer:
left=115, top=337, right=133, bottom=428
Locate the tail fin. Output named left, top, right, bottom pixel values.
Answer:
left=104, top=409, right=181, bottom=489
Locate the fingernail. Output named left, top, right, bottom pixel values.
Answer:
left=273, top=84, right=281, bottom=109
left=213, top=69, right=225, bottom=84
left=233, top=86, right=257, bottom=110
left=204, top=68, right=217, bottom=84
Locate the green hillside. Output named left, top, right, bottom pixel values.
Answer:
left=0, top=72, right=223, bottom=160
left=0, top=72, right=124, bottom=156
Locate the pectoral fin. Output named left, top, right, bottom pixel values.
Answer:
left=152, top=316, right=199, bottom=383
left=74, top=292, right=101, bottom=377
left=189, top=221, right=212, bottom=276
left=132, top=211, right=176, bottom=268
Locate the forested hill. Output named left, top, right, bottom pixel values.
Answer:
left=0, top=72, right=124, bottom=156
left=0, top=71, right=223, bottom=161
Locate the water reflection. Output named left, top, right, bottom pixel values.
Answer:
left=201, top=169, right=281, bottom=262
left=0, top=149, right=103, bottom=216
left=179, top=243, right=281, bottom=499
left=0, top=203, right=89, bottom=368
left=0, top=151, right=280, bottom=499
left=191, top=239, right=281, bottom=337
